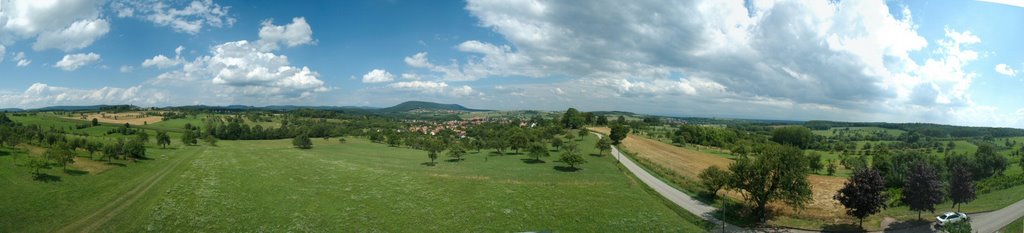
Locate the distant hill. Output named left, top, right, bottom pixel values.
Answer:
left=379, top=101, right=488, bottom=113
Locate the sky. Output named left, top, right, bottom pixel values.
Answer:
left=1, top=0, right=1024, bottom=128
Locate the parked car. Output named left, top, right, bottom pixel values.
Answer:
left=936, top=212, right=968, bottom=226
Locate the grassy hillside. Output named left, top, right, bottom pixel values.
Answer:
left=0, top=127, right=705, bottom=232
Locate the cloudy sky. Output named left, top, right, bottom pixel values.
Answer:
left=1, top=0, right=1023, bottom=128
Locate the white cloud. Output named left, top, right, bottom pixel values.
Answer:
left=54, top=52, right=100, bottom=71
left=404, top=52, right=432, bottom=68
left=0, top=83, right=167, bottom=108
left=155, top=40, right=328, bottom=99
left=32, top=18, right=109, bottom=51
left=142, top=55, right=181, bottom=69
left=0, top=0, right=107, bottom=51
left=995, top=63, right=1017, bottom=76
left=258, top=17, right=314, bottom=50
left=12, top=52, right=30, bottom=67
left=119, top=65, right=134, bottom=73
left=386, top=81, right=476, bottom=97
left=977, top=0, right=1024, bottom=8
left=361, top=69, right=394, bottom=83
left=16, top=58, right=31, bottom=66
left=0, top=45, right=4, bottom=62
left=111, top=0, right=236, bottom=34
left=457, top=0, right=1004, bottom=126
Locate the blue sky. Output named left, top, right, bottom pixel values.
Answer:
left=1, top=0, right=1023, bottom=128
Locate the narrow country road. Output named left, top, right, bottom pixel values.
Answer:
left=594, top=133, right=1024, bottom=233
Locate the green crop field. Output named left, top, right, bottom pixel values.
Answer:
left=0, top=117, right=705, bottom=232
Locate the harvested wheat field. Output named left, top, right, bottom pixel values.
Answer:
left=590, top=127, right=845, bottom=220
left=65, top=112, right=164, bottom=125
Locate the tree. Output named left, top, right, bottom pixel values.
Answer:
left=944, top=220, right=972, bottom=233
left=386, top=134, right=401, bottom=147
left=91, top=118, right=99, bottom=126
left=609, top=124, right=630, bottom=144
left=181, top=131, right=198, bottom=146
left=293, top=134, right=313, bottom=149
left=901, top=161, right=945, bottom=220
left=727, top=144, right=812, bottom=222
left=425, top=138, right=443, bottom=166
left=699, top=166, right=730, bottom=196
left=807, top=152, right=823, bottom=174
left=771, top=126, right=814, bottom=149
left=27, top=157, right=48, bottom=177
left=827, top=160, right=837, bottom=176
left=338, top=137, right=347, bottom=144
left=577, top=129, right=588, bottom=138
left=527, top=142, right=549, bottom=162
left=136, top=130, right=150, bottom=143
left=447, top=141, right=467, bottom=161
left=596, top=115, right=609, bottom=126
left=595, top=137, right=612, bottom=156
left=557, top=141, right=586, bottom=169
left=203, top=135, right=219, bottom=146
left=561, top=108, right=584, bottom=129
left=46, top=145, right=76, bottom=173
left=156, top=131, right=171, bottom=148
left=948, top=163, right=976, bottom=212
left=509, top=131, right=530, bottom=154
left=974, top=144, right=1008, bottom=179
left=834, top=168, right=888, bottom=228
left=564, top=132, right=576, bottom=141
left=551, top=137, right=564, bottom=151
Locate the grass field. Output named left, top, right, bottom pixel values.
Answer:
left=0, top=125, right=706, bottom=232
left=1004, top=215, right=1024, bottom=233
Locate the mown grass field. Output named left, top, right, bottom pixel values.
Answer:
left=0, top=116, right=705, bottom=232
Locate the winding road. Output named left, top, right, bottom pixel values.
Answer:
left=595, top=133, right=1024, bottom=233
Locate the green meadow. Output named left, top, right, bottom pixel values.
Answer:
left=0, top=115, right=705, bottom=232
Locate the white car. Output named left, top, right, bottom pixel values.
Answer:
left=936, top=212, right=968, bottom=226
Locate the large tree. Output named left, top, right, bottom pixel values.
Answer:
left=595, top=137, right=612, bottom=156
left=526, top=142, right=549, bottom=162
left=550, top=137, right=564, bottom=151
left=425, top=138, right=444, bottom=166
left=292, top=134, right=313, bottom=149
left=557, top=141, right=586, bottom=169
left=901, top=161, right=945, bottom=220
left=728, top=144, right=812, bottom=222
left=698, top=166, right=730, bottom=196
left=609, top=124, right=630, bottom=144
left=770, top=126, right=814, bottom=149
left=561, top=108, right=584, bottom=129
left=948, top=163, right=976, bottom=212
left=834, top=168, right=888, bottom=228
left=973, top=144, right=1008, bottom=179
left=156, top=131, right=171, bottom=148
left=447, top=141, right=467, bottom=162
left=46, top=145, right=76, bottom=173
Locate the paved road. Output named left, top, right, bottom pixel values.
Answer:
left=595, top=133, right=1024, bottom=233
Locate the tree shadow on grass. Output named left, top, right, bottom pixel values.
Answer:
left=65, top=169, right=89, bottom=176
left=488, top=151, right=504, bottom=156
left=420, top=162, right=437, bottom=166
left=882, top=219, right=933, bottom=233
left=588, top=153, right=604, bottom=157
left=820, top=223, right=865, bottom=232
left=710, top=201, right=759, bottom=228
left=553, top=166, right=580, bottom=172
left=105, top=162, right=127, bottom=167
left=521, top=158, right=545, bottom=164
left=33, top=173, right=62, bottom=182
left=445, top=158, right=464, bottom=163
left=0, top=150, right=10, bottom=156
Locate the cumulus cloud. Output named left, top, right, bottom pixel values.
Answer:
left=32, top=18, right=109, bottom=51
left=0, top=0, right=108, bottom=51
left=995, top=63, right=1017, bottom=76
left=387, top=81, right=476, bottom=97
left=0, top=83, right=167, bottom=108
left=12, top=52, right=31, bottom=67
left=152, top=19, right=326, bottom=101
left=111, top=0, right=235, bottom=34
left=119, top=65, right=134, bottom=73
left=142, top=46, right=186, bottom=69
left=55, top=52, right=100, bottom=71
left=361, top=69, right=394, bottom=83
left=454, top=0, right=1000, bottom=125
left=258, top=17, right=314, bottom=50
